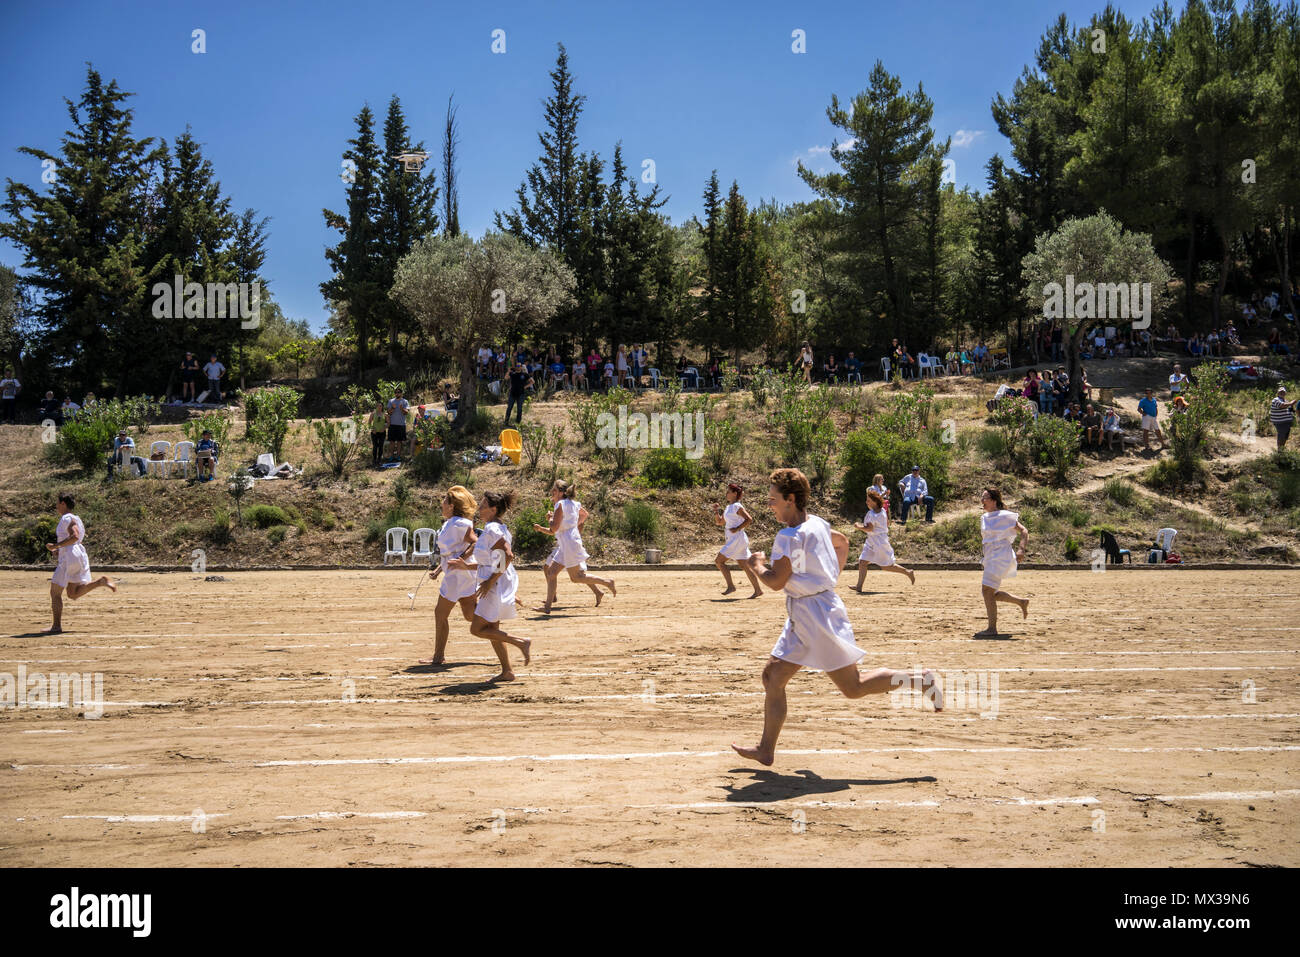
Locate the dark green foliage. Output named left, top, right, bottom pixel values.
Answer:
left=841, top=427, right=950, bottom=509
left=512, top=505, right=554, bottom=558
left=10, top=516, right=58, bottom=564
left=621, top=500, right=662, bottom=545
left=640, top=447, right=704, bottom=489
left=244, top=504, right=291, bottom=529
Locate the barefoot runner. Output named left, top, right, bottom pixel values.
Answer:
left=713, top=483, right=762, bottom=598
left=975, top=486, right=1030, bottom=637
left=45, top=493, right=116, bottom=634
left=732, top=469, right=941, bottom=767
left=419, top=486, right=478, bottom=666
left=447, top=491, right=532, bottom=682
left=851, top=488, right=914, bottom=590
left=533, top=480, right=615, bottom=614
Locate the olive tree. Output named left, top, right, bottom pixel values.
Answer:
left=389, top=232, right=575, bottom=429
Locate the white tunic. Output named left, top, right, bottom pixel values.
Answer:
left=437, top=516, right=478, bottom=601
left=51, top=513, right=91, bottom=588
left=768, top=514, right=864, bottom=673
left=473, top=521, right=518, bottom=622
left=546, top=498, right=589, bottom=569
left=718, top=502, right=751, bottom=560
left=857, top=507, right=895, bottom=567
left=981, top=509, right=1020, bottom=589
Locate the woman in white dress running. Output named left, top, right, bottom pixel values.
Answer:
left=533, top=480, right=616, bottom=614
left=713, top=483, right=761, bottom=597
left=419, top=485, right=479, bottom=666
left=446, top=491, right=532, bottom=682
left=732, top=469, right=941, bottom=767
left=851, top=488, right=914, bottom=590
left=45, top=493, right=116, bottom=634
left=976, top=486, right=1030, bottom=637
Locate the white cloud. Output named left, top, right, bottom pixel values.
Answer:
left=793, top=138, right=857, bottom=166
left=952, top=129, right=984, bottom=149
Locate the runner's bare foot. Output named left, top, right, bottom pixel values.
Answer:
left=417, top=657, right=445, bottom=667
left=533, top=604, right=552, bottom=615
left=487, top=671, right=516, bottom=683
left=748, top=590, right=762, bottom=599
left=972, top=628, right=999, bottom=638
left=731, top=743, right=774, bottom=767
left=520, top=638, right=532, bottom=666
left=102, top=577, right=117, bottom=593
left=43, top=626, right=63, bottom=635
left=1020, top=598, right=1030, bottom=619
left=921, top=669, right=943, bottom=711
left=907, top=569, right=916, bottom=585
left=722, top=585, right=736, bottom=595
left=594, top=590, right=603, bottom=607
left=850, top=585, right=863, bottom=593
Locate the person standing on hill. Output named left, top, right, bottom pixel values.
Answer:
left=505, top=361, right=532, bottom=424
left=385, top=387, right=410, bottom=461
left=202, top=354, right=225, bottom=403
left=1270, top=386, right=1297, bottom=450
left=0, top=369, right=21, bottom=423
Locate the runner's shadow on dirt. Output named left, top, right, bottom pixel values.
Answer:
left=971, top=632, right=1017, bottom=640
left=403, top=662, right=476, bottom=674
left=722, top=769, right=936, bottom=803
left=436, top=681, right=502, bottom=696
left=706, top=597, right=764, bottom=603
left=9, top=631, right=56, bottom=639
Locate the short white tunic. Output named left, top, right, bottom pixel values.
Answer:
left=51, top=513, right=92, bottom=588
left=768, top=514, right=864, bottom=673
left=473, top=521, right=518, bottom=622
left=856, top=507, right=895, bottom=567
left=436, top=516, right=478, bottom=601
left=718, top=502, right=751, bottom=560
left=547, top=498, right=589, bottom=570
left=981, top=509, right=1020, bottom=590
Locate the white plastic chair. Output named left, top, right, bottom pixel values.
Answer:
left=681, top=367, right=700, bottom=390
left=172, top=440, right=196, bottom=479
left=146, top=441, right=172, bottom=477
left=647, top=368, right=662, bottom=390
left=879, top=358, right=891, bottom=381
left=844, top=367, right=862, bottom=384
left=384, top=527, right=410, bottom=565
left=111, top=444, right=141, bottom=479
left=1155, top=528, right=1177, bottom=552
left=256, top=452, right=275, bottom=474
left=411, top=528, right=436, bottom=563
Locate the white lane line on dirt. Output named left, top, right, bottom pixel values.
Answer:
left=1139, top=790, right=1300, bottom=803
left=12, top=745, right=1297, bottom=772
left=274, top=811, right=427, bottom=820
left=62, top=814, right=228, bottom=823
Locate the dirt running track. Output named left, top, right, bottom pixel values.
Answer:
left=1, top=569, right=1297, bottom=867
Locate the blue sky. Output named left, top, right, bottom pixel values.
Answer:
left=2, top=0, right=1159, bottom=333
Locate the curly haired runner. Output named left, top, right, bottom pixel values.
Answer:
left=446, top=490, right=532, bottom=683
left=712, top=483, right=762, bottom=598
left=45, top=493, right=116, bottom=634
left=732, top=468, right=941, bottom=767
left=532, top=480, right=616, bottom=614
left=418, top=485, right=479, bottom=667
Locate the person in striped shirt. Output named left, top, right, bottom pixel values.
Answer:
left=1270, top=386, right=1296, bottom=450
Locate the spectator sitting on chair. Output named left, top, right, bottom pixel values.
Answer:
left=195, top=429, right=220, bottom=481
left=549, top=358, right=569, bottom=390
left=60, top=396, right=80, bottom=422
left=107, top=429, right=146, bottom=477
left=822, top=354, right=839, bottom=383
left=1062, top=401, right=1082, bottom=424
left=1082, top=403, right=1103, bottom=448
left=1268, top=327, right=1290, bottom=355
left=602, top=359, right=616, bottom=390
left=897, top=465, right=935, bottom=524
left=571, top=359, right=587, bottom=390
left=38, top=391, right=61, bottom=426
left=973, top=341, right=991, bottom=372
left=1022, top=369, right=1042, bottom=410
left=1270, top=386, right=1296, bottom=450
left=844, top=352, right=862, bottom=380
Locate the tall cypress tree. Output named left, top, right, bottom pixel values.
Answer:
left=322, top=105, right=384, bottom=373
left=2, top=65, right=164, bottom=395
left=442, top=94, right=461, bottom=238
left=229, top=208, right=270, bottom=388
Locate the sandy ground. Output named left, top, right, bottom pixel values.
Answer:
left=0, top=567, right=1297, bottom=867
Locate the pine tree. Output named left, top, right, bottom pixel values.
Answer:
left=2, top=65, right=165, bottom=395
left=229, top=208, right=270, bottom=388
left=442, top=94, right=461, bottom=238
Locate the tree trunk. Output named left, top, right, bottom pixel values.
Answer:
left=454, top=353, right=476, bottom=432
left=1212, top=244, right=1229, bottom=326
left=1184, top=210, right=1197, bottom=327
left=1067, top=326, right=1086, bottom=407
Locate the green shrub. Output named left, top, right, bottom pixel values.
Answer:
left=1166, top=363, right=1230, bottom=474
left=975, top=428, right=1008, bottom=460
left=641, top=447, right=705, bottom=488
left=244, top=504, right=291, bottom=529
left=207, top=507, right=233, bottom=544
left=622, top=500, right=662, bottom=545
left=748, top=366, right=777, bottom=407
left=1102, top=478, right=1135, bottom=506
left=1029, top=415, right=1083, bottom=484
left=243, top=385, right=302, bottom=462
left=704, top=415, right=743, bottom=473
left=1064, top=536, right=1081, bottom=560
left=266, top=525, right=288, bottom=545
left=987, top=397, right=1037, bottom=470
left=569, top=395, right=604, bottom=447
left=312, top=417, right=366, bottom=477
left=512, top=504, right=553, bottom=558
left=53, top=396, right=159, bottom=471
left=10, top=516, right=58, bottom=564
left=182, top=409, right=233, bottom=449
left=841, top=424, right=950, bottom=509
left=928, top=513, right=980, bottom=553
left=392, top=474, right=412, bottom=510
left=1277, top=471, right=1300, bottom=509
left=407, top=449, right=447, bottom=484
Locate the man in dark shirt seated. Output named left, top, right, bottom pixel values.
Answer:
left=843, top=352, right=862, bottom=380
left=1081, top=403, right=1103, bottom=448
left=38, top=390, right=62, bottom=426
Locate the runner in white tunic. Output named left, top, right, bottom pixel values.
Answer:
left=45, top=493, right=115, bottom=634
left=975, top=486, right=1030, bottom=637
left=712, top=483, right=761, bottom=598
left=446, top=491, right=532, bottom=682
left=419, top=486, right=478, bottom=666
left=533, top=480, right=616, bottom=614
left=851, top=488, right=914, bottom=591
left=732, top=468, right=942, bottom=767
